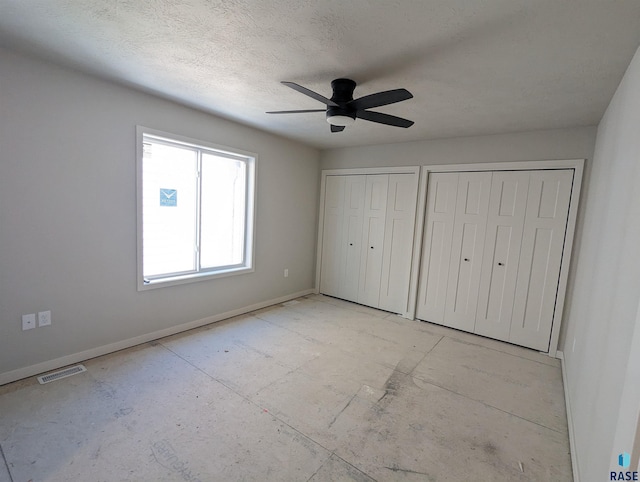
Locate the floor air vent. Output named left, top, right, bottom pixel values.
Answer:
left=37, top=364, right=87, bottom=384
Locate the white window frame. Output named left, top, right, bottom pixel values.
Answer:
left=136, top=126, right=256, bottom=291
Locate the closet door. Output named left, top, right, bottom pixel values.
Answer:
left=443, top=172, right=492, bottom=332
left=319, top=176, right=346, bottom=297
left=358, top=175, right=388, bottom=307
left=416, top=173, right=459, bottom=323
left=379, top=173, right=419, bottom=314
left=510, top=170, right=573, bottom=351
left=474, top=172, right=529, bottom=341
left=338, top=176, right=366, bottom=302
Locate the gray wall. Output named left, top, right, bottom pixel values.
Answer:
left=562, top=45, right=640, bottom=480
left=320, top=127, right=596, bottom=169
left=0, top=48, right=320, bottom=378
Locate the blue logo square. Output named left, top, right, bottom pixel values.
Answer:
left=160, top=189, right=177, bottom=207
left=619, top=452, right=631, bottom=468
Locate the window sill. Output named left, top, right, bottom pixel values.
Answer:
left=137, top=266, right=254, bottom=291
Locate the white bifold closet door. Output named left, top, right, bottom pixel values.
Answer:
left=474, top=171, right=530, bottom=341
left=416, top=173, right=458, bottom=324
left=358, top=175, right=389, bottom=307
left=339, top=175, right=366, bottom=302
left=379, top=174, right=420, bottom=312
left=319, top=175, right=346, bottom=298
left=319, top=172, right=418, bottom=314
left=416, top=169, right=573, bottom=351
left=509, top=170, right=573, bottom=350
left=443, top=172, right=492, bottom=332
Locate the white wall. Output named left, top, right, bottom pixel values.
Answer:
left=562, top=45, right=640, bottom=481
left=0, top=48, right=320, bottom=381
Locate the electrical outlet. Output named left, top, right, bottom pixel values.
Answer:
left=22, top=314, right=36, bottom=331
left=284, top=269, right=289, bottom=278
left=38, top=310, right=52, bottom=327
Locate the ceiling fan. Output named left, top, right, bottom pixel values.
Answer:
left=266, top=78, right=414, bottom=133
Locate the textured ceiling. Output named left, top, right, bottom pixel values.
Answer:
left=1, top=0, right=639, bottom=149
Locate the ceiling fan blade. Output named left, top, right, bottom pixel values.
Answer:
left=266, top=109, right=326, bottom=114
left=356, top=110, right=414, bottom=128
left=350, top=88, right=413, bottom=111
left=331, top=125, right=345, bottom=133
left=281, top=82, right=338, bottom=107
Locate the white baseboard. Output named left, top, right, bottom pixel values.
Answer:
left=0, top=289, right=315, bottom=386
left=558, top=351, right=580, bottom=482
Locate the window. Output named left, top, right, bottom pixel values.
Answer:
left=137, top=127, right=256, bottom=290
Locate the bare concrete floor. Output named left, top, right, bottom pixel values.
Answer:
left=0, top=294, right=572, bottom=481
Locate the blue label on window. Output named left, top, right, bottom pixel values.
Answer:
left=160, top=188, right=177, bottom=206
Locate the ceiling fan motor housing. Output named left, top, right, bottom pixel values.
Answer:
left=327, top=78, right=357, bottom=123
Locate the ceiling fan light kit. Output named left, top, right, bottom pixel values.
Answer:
left=326, top=115, right=356, bottom=126
left=326, top=111, right=356, bottom=126
left=267, top=78, right=414, bottom=133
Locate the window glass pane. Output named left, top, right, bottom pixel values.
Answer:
left=142, top=140, right=198, bottom=277
left=200, top=153, right=246, bottom=268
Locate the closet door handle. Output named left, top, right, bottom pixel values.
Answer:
left=349, top=243, right=353, bottom=246
left=498, top=262, right=504, bottom=266
left=463, top=258, right=470, bottom=262
left=370, top=246, right=374, bottom=249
